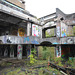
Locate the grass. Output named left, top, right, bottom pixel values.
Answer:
left=0, top=46, right=75, bottom=75
left=38, top=46, right=75, bottom=69
left=1, top=66, right=62, bottom=75
left=0, top=60, right=62, bottom=75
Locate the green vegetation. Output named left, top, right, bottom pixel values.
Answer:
left=0, top=46, right=75, bottom=75
left=73, top=26, right=75, bottom=36
left=0, top=60, right=62, bottom=75
left=38, top=46, right=75, bottom=69
left=65, top=57, right=75, bottom=69
left=0, top=62, right=12, bottom=66
left=28, top=48, right=37, bottom=65
left=46, top=29, right=55, bottom=38
left=38, top=46, right=55, bottom=61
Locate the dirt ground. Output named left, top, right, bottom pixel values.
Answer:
left=0, top=59, right=62, bottom=75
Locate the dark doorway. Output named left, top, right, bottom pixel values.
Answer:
left=0, top=45, right=10, bottom=58
left=22, top=45, right=27, bottom=57
left=14, top=45, right=17, bottom=57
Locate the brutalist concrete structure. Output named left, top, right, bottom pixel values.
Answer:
left=0, top=0, right=42, bottom=59
left=0, top=0, right=75, bottom=60
left=40, top=8, right=75, bottom=58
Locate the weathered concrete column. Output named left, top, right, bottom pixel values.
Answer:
left=34, top=45, right=38, bottom=57
left=17, top=44, right=22, bottom=59
left=26, top=45, right=38, bottom=59
left=26, top=45, right=31, bottom=58
left=4, top=46, right=8, bottom=57
left=10, top=45, right=14, bottom=58
left=42, top=29, right=46, bottom=38
left=27, top=22, right=32, bottom=36
left=56, top=21, right=61, bottom=37
left=55, top=45, right=61, bottom=57
left=55, top=16, right=61, bottom=57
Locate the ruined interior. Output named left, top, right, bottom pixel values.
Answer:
left=0, top=0, right=75, bottom=60
left=61, top=45, right=75, bottom=59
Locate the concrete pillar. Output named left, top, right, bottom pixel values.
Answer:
left=26, top=45, right=31, bottom=58
left=17, top=44, right=22, bottom=59
left=27, top=22, right=31, bottom=36
left=42, top=29, right=46, bottom=38
left=55, top=45, right=61, bottom=57
left=26, top=45, right=38, bottom=59
left=10, top=45, right=14, bottom=58
left=34, top=45, right=38, bottom=57
left=54, top=28, right=56, bottom=36
left=4, top=46, right=8, bottom=57
left=40, top=27, right=42, bottom=38
left=56, top=21, right=61, bottom=37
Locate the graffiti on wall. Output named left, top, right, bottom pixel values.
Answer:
left=31, top=40, right=39, bottom=44
left=61, top=37, right=74, bottom=44
left=67, top=38, right=74, bottom=44
left=53, top=42, right=59, bottom=44
left=32, top=24, right=39, bottom=36
left=24, top=37, right=30, bottom=43
left=32, top=24, right=41, bottom=37
left=56, top=26, right=60, bottom=37
left=61, top=22, right=67, bottom=37
left=56, top=46, right=61, bottom=57
left=18, top=28, right=25, bottom=37
left=4, top=36, right=7, bottom=43
left=3, top=36, right=24, bottom=44
left=17, top=45, right=22, bottom=59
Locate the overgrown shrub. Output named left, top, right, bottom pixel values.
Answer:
left=28, top=48, right=37, bottom=65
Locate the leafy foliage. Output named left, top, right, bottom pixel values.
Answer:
left=46, top=29, right=55, bottom=38
left=73, top=26, right=75, bottom=36
left=28, top=48, right=37, bottom=65
left=38, top=46, right=55, bottom=60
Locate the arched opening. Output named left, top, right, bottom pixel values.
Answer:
left=40, top=41, right=52, bottom=46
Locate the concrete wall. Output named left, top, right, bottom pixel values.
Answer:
left=6, top=0, right=25, bottom=9
left=0, top=3, right=40, bottom=24
left=68, top=26, right=73, bottom=36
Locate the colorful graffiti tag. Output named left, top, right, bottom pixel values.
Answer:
left=24, top=37, right=30, bottom=43
left=31, top=40, right=39, bottom=44
left=17, top=45, right=22, bottom=59
left=32, top=24, right=39, bottom=36
left=18, top=28, right=25, bottom=37
left=61, top=22, right=67, bottom=37
left=56, top=46, right=61, bottom=57
left=67, top=38, right=73, bottom=44
left=53, top=42, right=59, bottom=44
left=32, top=24, right=41, bottom=37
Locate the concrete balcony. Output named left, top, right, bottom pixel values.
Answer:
left=0, top=35, right=75, bottom=45
left=0, top=0, right=40, bottom=24
left=60, top=37, right=75, bottom=44
left=0, top=35, right=40, bottom=45
left=39, top=36, right=75, bottom=46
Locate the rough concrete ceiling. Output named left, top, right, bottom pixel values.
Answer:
left=0, top=11, right=22, bottom=25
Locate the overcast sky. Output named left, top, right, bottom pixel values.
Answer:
left=25, top=0, right=75, bottom=18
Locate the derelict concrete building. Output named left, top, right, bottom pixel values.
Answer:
left=0, top=0, right=42, bottom=59
left=40, top=8, right=75, bottom=58
left=0, top=0, right=75, bottom=60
